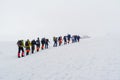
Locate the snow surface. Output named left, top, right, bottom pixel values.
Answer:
left=0, top=34, right=120, bottom=80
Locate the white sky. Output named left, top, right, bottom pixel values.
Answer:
left=0, top=0, right=120, bottom=41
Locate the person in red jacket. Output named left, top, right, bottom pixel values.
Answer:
left=58, top=36, right=62, bottom=46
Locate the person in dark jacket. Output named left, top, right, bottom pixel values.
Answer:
left=67, top=34, right=71, bottom=43
left=41, top=38, right=45, bottom=50
left=77, top=35, right=80, bottom=42
left=31, top=39, right=36, bottom=53
left=36, top=37, right=40, bottom=52
left=25, top=39, right=31, bottom=55
left=63, top=36, right=67, bottom=44
left=45, top=39, right=49, bottom=49
left=53, top=36, right=57, bottom=47
left=72, top=35, right=75, bottom=43
left=17, top=40, right=24, bottom=58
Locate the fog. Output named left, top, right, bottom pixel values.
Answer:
left=0, top=0, right=120, bottom=41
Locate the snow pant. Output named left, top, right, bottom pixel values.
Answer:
left=64, top=40, right=67, bottom=44
left=31, top=46, right=35, bottom=53
left=59, top=40, right=62, bottom=46
left=26, top=47, right=30, bottom=55
left=45, top=43, right=48, bottom=49
left=68, top=39, right=70, bottom=43
left=53, top=41, right=57, bottom=47
left=78, top=39, right=80, bottom=42
left=36, top=44, right=40, bottom=52
left=41, top=44, right=44, bottom=50
left=18, top=47, right=24, bottom=58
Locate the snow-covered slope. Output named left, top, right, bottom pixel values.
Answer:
left=0, top=35, right=120, bottom=80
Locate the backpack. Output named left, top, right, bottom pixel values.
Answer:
left=25, top=41, right=29, bottom=46
left=18, top=40, right=22, bottom=46
left=36, top=40, right=40, bottom=45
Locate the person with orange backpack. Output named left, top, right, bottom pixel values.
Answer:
left=17, top=40, right=25, bottom=58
